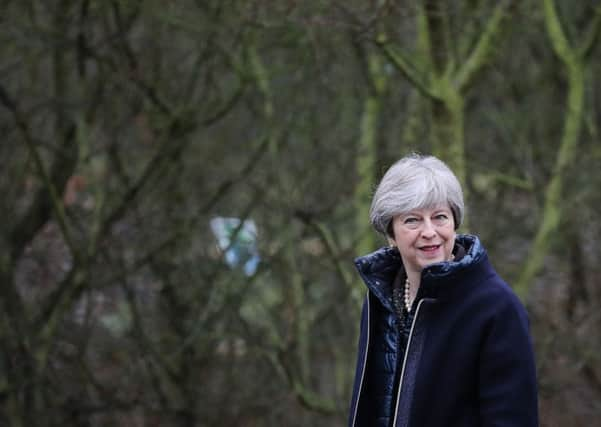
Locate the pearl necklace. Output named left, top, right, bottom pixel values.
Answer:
left=402, top=255, right=455, bottom=313
left=404, top=277, right=412, bottom=312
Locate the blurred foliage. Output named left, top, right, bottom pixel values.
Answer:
left=1, top=0, right=601, bottom=426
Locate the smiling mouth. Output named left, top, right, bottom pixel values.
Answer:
left=420, top=245, right=441, bottom=252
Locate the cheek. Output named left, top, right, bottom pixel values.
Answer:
left=446, top=233, right=456, bottom=248
left=394, top=237, right=412, bottom=253
left=394, top=230, right=416, bottom=247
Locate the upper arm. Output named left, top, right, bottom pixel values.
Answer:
left=478, top=297, right=538, bottom=427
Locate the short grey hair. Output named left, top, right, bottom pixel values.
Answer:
left=370, top=153, right=464, bottom=237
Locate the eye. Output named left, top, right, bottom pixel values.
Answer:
left=433, top=213, right=450, bottom=225
left=403, top=216, right=421, bottom=229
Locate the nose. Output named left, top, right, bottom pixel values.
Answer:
left=420, top=219, right=437, bottom=239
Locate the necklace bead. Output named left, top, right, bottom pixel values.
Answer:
left=404, top=278, right=412, bottom=312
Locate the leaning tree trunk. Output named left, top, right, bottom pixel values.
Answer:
left=515, top=0, right=598, bottom=298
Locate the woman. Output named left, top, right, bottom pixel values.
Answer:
left=348, top=154, right=538, bottom=427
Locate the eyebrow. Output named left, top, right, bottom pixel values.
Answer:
left=404, top=208, right=451, bottom=216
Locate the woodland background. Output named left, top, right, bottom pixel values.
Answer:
left=1, top=0, right=601, bottom=426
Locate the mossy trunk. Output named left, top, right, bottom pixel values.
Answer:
left=356, top=53, right=387, bottom=256
left=516, top=61, right=585, bottom=298
left=429, top=81, right=468, bottom=227
left=515, top=0, right=590, bottom=299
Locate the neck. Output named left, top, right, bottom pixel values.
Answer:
left=406, top=269, right=420, bottom=286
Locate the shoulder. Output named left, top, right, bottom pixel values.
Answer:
left=474, top=270, right=519, bottom=301
left=465, top=270, right=531, bottom=336
left=457, top=235, right=528, bottom=318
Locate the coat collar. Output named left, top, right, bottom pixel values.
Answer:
left=354, top=234, right=487, bottom=311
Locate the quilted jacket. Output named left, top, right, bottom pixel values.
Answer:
left=348, top=234, right=538, bottom=427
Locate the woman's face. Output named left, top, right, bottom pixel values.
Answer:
left=391, top=205, right=456, bottom=277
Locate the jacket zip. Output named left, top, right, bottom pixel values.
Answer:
left=391, top=299, right=425, bottom=427
left=350, top=292, right=371, bottom=427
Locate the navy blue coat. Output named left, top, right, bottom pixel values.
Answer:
left=348, top=235, right=538, bottom=427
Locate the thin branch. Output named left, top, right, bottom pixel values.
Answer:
left=120, top=272, right=181, bottom=389
left=376, top=39, right=439, bottom=99
left=201, top=80, right=247, bottom=127
left=456, top=0, right=512, bottom=92
left=294, top=213, right=353, bottom=292
left=542, top=0, right=574, bottom=63
left=579, top=6, right=601, bottom=60
left=200, top=133, right=272, bottom=213
left=259, top=346, right=339, bottom=415
left=0, top=84, right=78, bottom=262
left=489, top=172, right=534, bottom=191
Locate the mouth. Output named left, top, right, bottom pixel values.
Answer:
left=419, top=244, right=441, bottom=253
